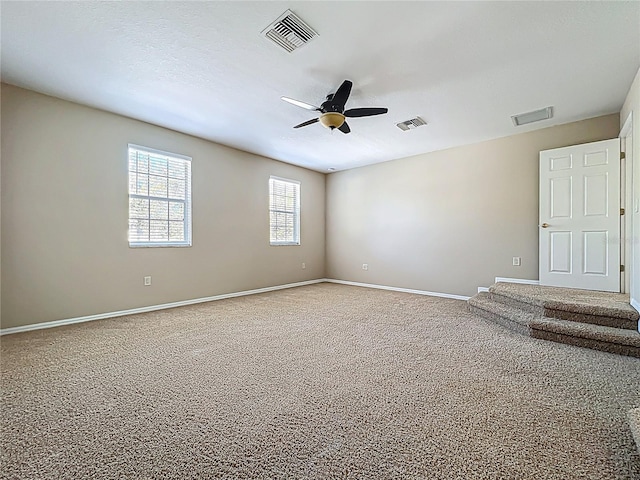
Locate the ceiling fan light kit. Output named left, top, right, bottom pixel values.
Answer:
left=282, top=79, right=388, bottom=134
left=319, top=112, right=345, bottom=129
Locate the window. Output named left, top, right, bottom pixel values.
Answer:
left=269, top=176, right=300, bottom=245
left=128, top=145, right=192, bottom=247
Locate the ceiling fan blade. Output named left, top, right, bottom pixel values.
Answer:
left=338, top=122, right=351, bottom=134
left=344, top=107, right=389, bottom=118
left=331, top=80, right=353, bottom=111
left=281, top=96, right=320, bottom=111
left=293, top=118, right=319, bottom=129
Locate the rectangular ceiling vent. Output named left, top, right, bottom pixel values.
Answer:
left=262, top=10, right=318, bottom=53
left=396, top=117, right=427, bottom=131
left=511, top=106, right=553, bottom=126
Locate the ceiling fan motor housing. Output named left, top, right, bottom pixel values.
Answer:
left=321, top=97, right=341, bottom=113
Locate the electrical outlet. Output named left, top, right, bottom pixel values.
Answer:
left=301, top=262, right=306, bottom=269
left=512, top=257, right=521, bottom=266
left=144, top=276, right=152, bottom=286
left=362, top=264, right=368, bottom=270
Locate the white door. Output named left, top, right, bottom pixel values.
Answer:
left=539, top=138, right=621, bottom=292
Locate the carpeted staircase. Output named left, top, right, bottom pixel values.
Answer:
left=468, top=282, right=640, bottom=358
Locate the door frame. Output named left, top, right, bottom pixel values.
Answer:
left=620, top=111, right=639, bottom=316
left=621, top=113, right=632, bottom=294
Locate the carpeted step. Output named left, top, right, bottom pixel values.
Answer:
left=468, top=291, right=640, bottom=357
left=489, top=282, right=639, bottom=331
left=468, top=292, right=533, bottom=336
left=629, top=408, right=640, bottom=455
left=530, top=317, right=640, bottom=358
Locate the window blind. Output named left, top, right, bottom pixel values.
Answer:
left=128, top=145, right=192, bottom=247
left=269, top=176, right=300, bottom=245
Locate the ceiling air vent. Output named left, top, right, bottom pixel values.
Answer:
left=396, top=117, right=427, bottom=131
left=262, top=10, right=318, bottom=53
left=511, top=106, right=553, bottom=126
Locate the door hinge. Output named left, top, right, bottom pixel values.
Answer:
left=621, top=208, right=625, bottom=215
left=621, top=265, right=625, bottom=272
left=621, top=151, right=626, bottom=160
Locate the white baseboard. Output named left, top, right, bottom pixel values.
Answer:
left=0, top=279, right=326, bottom=336
left=324, top=279, right=470, bottom=301
left=477, top=287, right=490, bottom=293
left=495, top=277, right=540, bottom=285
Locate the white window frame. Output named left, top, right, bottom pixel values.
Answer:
left=128, top=144, right=192, bottom=248
left=269, top=176, right=300, bottom=246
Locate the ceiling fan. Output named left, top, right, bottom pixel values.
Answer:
left=281, top=80, right=388, bottom=134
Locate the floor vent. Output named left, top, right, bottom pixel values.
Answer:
left=396, top=117, right=427, bottom=131
left=262, top=10, right=318, bottom=53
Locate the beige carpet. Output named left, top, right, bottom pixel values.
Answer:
left=2, top=283, right=639, bottom=479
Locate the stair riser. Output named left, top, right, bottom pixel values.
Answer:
left=468, top=305, right=530, bottom=337
left=545, top=308, right=639, bottom=331
left=531, top=329, right=640, bottom=358
left=490, top=292, right=637, bottom=330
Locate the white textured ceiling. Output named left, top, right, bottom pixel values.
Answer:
left=2, top=1, right=639, bottom=172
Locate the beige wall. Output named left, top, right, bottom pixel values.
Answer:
left=1, top=84, right=326, bottom=329
left=326, top=114, right=620, bottom=297
left=0, top=82, right=628, bottom=329
left=620, top=67, right=640, bottom=311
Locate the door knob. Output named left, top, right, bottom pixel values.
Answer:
left=541, top=223, right=550, bottom=228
